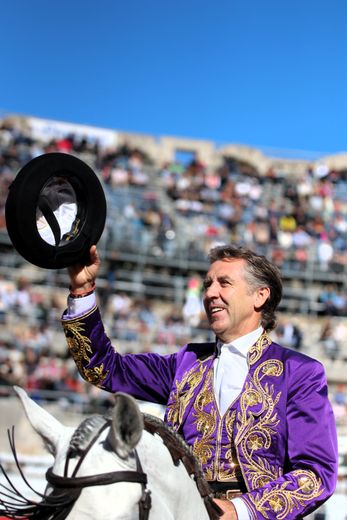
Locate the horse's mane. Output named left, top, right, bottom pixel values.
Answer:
left=143, top=414, right=222, bottom=520
left=0, top=414, right=222, bottom=520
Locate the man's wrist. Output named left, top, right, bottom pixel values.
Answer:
left=69, top=281, right=96, bottom=298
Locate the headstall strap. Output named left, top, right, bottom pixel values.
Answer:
left=45, top=417, right=152, bottom=520
left=134, top=451, right=152, bottom=520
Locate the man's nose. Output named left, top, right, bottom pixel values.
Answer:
left=204, top=282, right=219, bottom=298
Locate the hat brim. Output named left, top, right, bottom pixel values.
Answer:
left=5, top=152, right=107, bottom=269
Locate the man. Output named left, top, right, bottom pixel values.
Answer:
left=63, top=244, right=338, bottom=519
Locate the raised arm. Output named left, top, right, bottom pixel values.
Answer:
left=62, top=245, right=177, bottom=404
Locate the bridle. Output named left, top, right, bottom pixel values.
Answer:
left=45, top=418, right=152, bottom=520
left=0, top=414, right=222, bottom=520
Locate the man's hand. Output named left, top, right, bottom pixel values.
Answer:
left=213, top=499, right=238, bottom=519
left=68, top=245, right=100, bottom=292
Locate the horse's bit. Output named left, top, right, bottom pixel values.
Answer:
left=46, top=417, right=152, bottom=520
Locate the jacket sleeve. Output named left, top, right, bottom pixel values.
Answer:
left=62, top=305, right=177, bottom=404
left=240, top=358, right=338, bottom=520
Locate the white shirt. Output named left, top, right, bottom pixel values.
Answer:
left=214, top=326, right=263, bottom=415
left=66, top=294, right=262, bottom=520
left=213, top=326, right=263, bottom=520
left=66, top=292, right=96, bottom=317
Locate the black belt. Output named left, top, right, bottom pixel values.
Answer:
left=208, top=481, right=246, bottom=500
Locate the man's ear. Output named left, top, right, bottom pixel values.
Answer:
left=254, top=287, right=270, bottom=308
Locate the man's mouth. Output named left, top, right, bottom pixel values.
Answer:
left=210, top=306, right=226, bottom=317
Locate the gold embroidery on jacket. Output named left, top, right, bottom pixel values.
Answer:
left=235, top=333, right=325, bottom=514
left=235, top=359, right=283, bottom=487
left=192, top=369, right=216, bottom=472
left=63, top=320, right=108, bottom=386
left=166, top=360, right=208, bottom=430
left=248, top=332, right=272, bottom=365
left=248, top=469, right=323, bottom=520
left=192, top=368, right=241, bottom=482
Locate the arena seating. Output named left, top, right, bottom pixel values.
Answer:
left=1, top=114, right=347, bottom=421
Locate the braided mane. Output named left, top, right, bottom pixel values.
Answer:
left=143, top=414, right=222, bottom=520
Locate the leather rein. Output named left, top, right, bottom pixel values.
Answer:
left=45, top=419, right=152, bottom=520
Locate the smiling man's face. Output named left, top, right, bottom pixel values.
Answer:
left=203, top=258, right=268, bottom=343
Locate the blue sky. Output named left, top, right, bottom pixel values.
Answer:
left=1, top=0, right=347, bottom=156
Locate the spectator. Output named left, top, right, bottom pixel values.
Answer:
left=319, top=320, right=340, bottom=360
left=274, top=319, right=303, bottom=350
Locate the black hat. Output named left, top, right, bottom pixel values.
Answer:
left=5, top=152, right=107, bottom=269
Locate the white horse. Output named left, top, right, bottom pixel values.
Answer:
left=0, top=387, right=221, bottom=520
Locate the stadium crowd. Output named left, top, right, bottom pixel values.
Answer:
left=160, top=157, right=347, bottom=273
left=1, top=117, right=347, bottom=423
left=2, top=118, right=347, bottom=279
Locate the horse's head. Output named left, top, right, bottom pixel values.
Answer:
left=1, top=387, right=219, bottom=520
left=1, top=387, right=151, bottom=520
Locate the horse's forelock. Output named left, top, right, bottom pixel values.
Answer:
left=69, top=415, right=109, bottom=455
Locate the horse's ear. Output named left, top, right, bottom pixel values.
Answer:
left=107, top=392, right=144, bottom=459
left=13, top=386, right=65, bottom=456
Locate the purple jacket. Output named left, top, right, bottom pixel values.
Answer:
left=62, top=306, right=338, bottom=520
